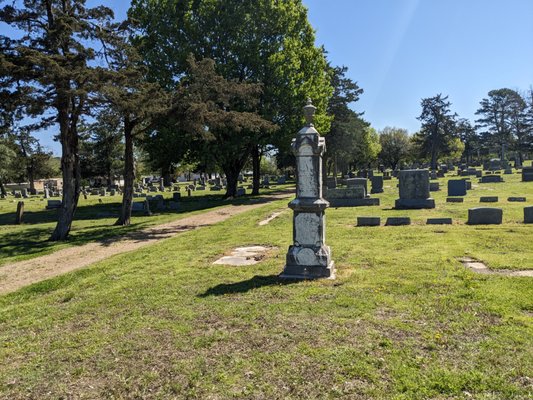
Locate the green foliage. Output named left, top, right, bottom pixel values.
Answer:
left=129, top=0, right=333, bottom=168
left=414, top=94, right=458, bottom=169
left=173, top=57, right=276, bottom=197
left=324, top=65, right=373, bottom=172
left=476, top=88, right=527, bottom=158
left=378, top=127, right=412, bottom=169
left=79, top=111, right=124, bottom=185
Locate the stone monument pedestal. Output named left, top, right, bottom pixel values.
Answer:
left=281, top=100, right=335, bottom=280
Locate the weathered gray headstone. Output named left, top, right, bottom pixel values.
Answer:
left=427, top=218, right=452, bottom=225
left=357, top=216, right=380, bottom=226
left=395, top=170, right=435, bottom=209
left=385, top=217, right=411, bottom=226
left=446, top=197, right=463, bottom=203
left=522, top=166, right=533, bottom=182
left=467, top=208, right=502, bottom=225
left=370, top=176, right=384, bottom=194
left=429, top=182, right=440, bottom=192
left=480, top=196, right=498, bottom=203
left=46, top=200, right=62, bottom=209
left=524, top=206, right=533, bottom=223
left=448, top=179, right=467, bottom=196
left=15, top=201, right=24, bottom=224
left=282, top=99, right=334, bottom=280
left=346, top=178, right=368, bottom=194
left=508, top=197, right=526, bottom=202
left=480, top=175, right=503, bottom=183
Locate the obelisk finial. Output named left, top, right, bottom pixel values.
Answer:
left=303, top=98, right=316, bottom=126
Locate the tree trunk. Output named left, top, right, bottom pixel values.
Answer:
left=28, top=159, right=35, bottom=192
left=224, top=169, right=238, bottom=198
left=0, top=179, right=6, bottom=196
left=333, top=155, right=338, bottom=187
left=116, top=119, right=135, bottom=226
left=50, top=112, right=80, bottom=241
left=162, top=165, right=172, bottom=187
left=251, top=145, right=261, bottom=195
left=431, top=150, right=437, bottom=171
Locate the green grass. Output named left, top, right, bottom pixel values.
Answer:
left=0, top=171, right=531, bottom=399
left=0, top=184, right=291, bottom=266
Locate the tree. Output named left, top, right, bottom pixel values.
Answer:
left=0, top=138, right=16, bottom=196
left=324, top=65, right=365, bottom=178
left=129, top=0, right=333, bottom=194
left=378, top=127, right=412, bottom=170
left=1, top=1, right=119, bottom=240
left=455, top=118, right=479, bottom=164
left=8, top=128, right=59, bottom=191
left=80, top=111, right=124, bottom=187
left=414, top=94, right=457, bottom=170
left=98, top=28, right=172, bottom=227
left=175, top=57, right=276, bottom=198
left=475, top=88, right=526, bottom=161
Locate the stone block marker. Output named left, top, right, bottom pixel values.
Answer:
left=480, top=196, right=498, bottom=203
left=524, top=206, right=533, bottom=223
left=427, top=218, right=452, bottom=225
left=395, top=169, right=435, bottom=209
left=522, top=166, right=533, bottom=182
left=446, top=197, right=464, bottom=203
left=385, top=217, right=411, bottom=226
left=508, top=197, right=526, bottom=202
left=46, top=200, right=62, bottom=209
left=370, top=176, right=384, bottom=194
left=480, top=175, right=503, bottom=183
left=467, top=207, right=503, bottom=225
left=357, top=216, right=380, bottom=226
left=429, top=182, right=440, bottom=192
left=448, top=179, right=467, bottom=196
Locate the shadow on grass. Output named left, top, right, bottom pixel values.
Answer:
left=198, top=274, right=298, bottom=297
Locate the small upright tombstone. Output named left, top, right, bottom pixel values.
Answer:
left=448, top=179, right=467, bottom=196
left=281, top=99, right=334, bottom=280
left=15, top=201, right=24, bottom=224
left=522, top=166, right=533, bottom=182
left=394, top=170, right=435, bottom=209
left=370, top=176, right=384, bottom=194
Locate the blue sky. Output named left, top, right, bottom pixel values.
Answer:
left=3, top=0, right=533, bottom=155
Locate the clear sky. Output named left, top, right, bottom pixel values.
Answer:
left=3, top=0, right=533, bottom=155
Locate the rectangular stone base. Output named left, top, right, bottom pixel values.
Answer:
left=395, top=198, right=435, bottom=209
left=327, top=198, right=380, bottom=207
left=280, top=261, right=335, bottom=280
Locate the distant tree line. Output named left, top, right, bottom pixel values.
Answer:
left=378, top=88, right=533, bottom=170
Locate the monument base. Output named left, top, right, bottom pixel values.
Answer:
left=280, top=261, right=335, bottom=280
left=395, top=198, right=435, bottom=209
left=281, top=244, right=335, bottom=280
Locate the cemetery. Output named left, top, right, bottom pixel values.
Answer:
left=0, top=1, right=532, bottom=399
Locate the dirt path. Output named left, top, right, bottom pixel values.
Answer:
left=0, top=193, right=292, bottom=295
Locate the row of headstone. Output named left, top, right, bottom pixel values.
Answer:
left=357, top=206, right=533, bottom=226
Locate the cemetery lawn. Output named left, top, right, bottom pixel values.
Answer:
left=0, top=185, right=291, bottom=267
left=0, top=173, right=532, bottom=399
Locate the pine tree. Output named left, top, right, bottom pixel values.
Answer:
left=1, top=1, right=119, bottom=240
